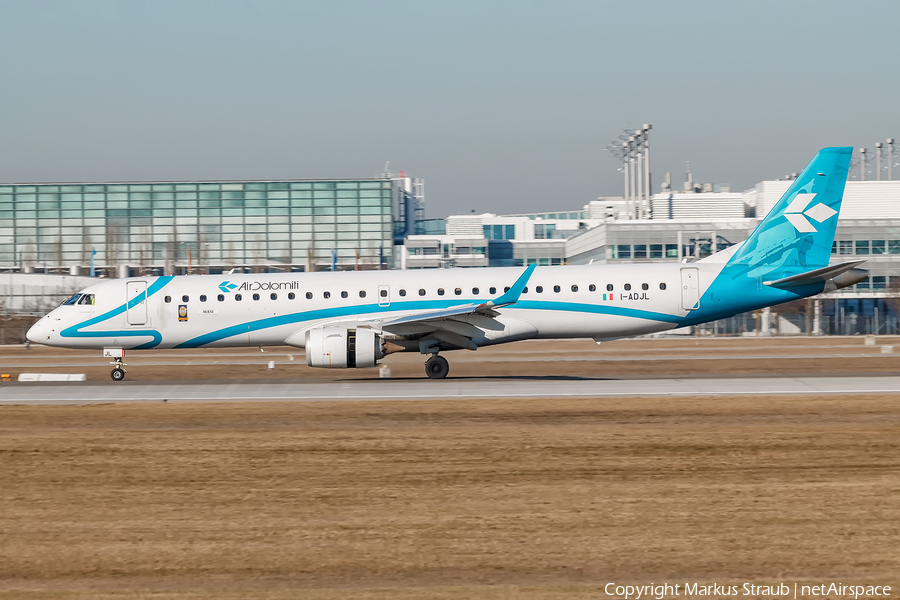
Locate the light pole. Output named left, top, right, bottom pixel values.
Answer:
left=860, top=148, right=867, bottom=181
left=643, top=124, right=652, bottom=218
left=876, top=142, right=883, bottom=181
left=606, top=127, right=651, bottom=220
left=629, top=136, right=637, bottom=219
left=622, top=141, right=630, bottom=219
left=635, top=129, right=644, bottom=220
left=888, top=138, right=895, bottom=181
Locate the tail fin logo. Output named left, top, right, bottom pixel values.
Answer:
left=783, top=193, right=837, bottom=233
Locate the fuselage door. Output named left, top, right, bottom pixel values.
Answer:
left=680, top=267, right=700, bottom=311
left=126, top=281, right=148, bottom=325
left=377, top=285, right=390, bottom=307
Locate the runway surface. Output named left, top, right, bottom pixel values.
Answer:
left=2, top=374, right=899, bottom=405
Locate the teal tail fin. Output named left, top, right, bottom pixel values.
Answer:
left=727, top=147, right=852, bottom=279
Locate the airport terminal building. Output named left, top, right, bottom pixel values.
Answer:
left=0, top=178, right=401, bottom=276
left=400, top=180, right=900, bottom=335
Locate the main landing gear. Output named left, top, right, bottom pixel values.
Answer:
left=425, top=354, right=449, bottom=379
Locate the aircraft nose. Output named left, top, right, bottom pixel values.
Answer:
left=26, top=319, right=46, bottom=344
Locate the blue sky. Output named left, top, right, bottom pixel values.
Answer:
left=1, top=0, right=898, bottom=216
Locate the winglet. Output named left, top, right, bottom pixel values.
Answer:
left=486, top=263, right=536, bottom=308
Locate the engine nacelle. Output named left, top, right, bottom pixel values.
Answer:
left=305, top=326, right=384, bottom=369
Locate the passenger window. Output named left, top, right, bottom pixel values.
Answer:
left=437, top=288, right=445, bottom=296
left=624, top=284, right=631, bottom=291
left=165, top=296, right=172, bottom=303
left=589, top=284, right=596, bottom=292
left=235, top=294, right=242, bottom=301
left=218, top=294, right=225, bottom=301
left=571, top=285, right=578, bottom=292
left=419, top=289, right=426, bottom=296
left=523, top=287, right=528, bottom=293
left=288, top=292, right=295, bottom=299
left=324, top=292, right=331, bottom=299
left=271, top=293, right=278, bottom=300
left=553, top=285, right=560, bottom=293
left=380, top=289, right=388, bottom=297
left=200, top=295, right=207, bottom=302
left=399, top=289, right=406, bottom=297
left=472, top=287, right=479, bottom=295
left=182, top=295, right=189, bottom=302
left=341, top=291, right=348, bottom=298
left=641, top=283, right=648, bottom=291
left=536, top=286, right=543, bottom=293
left=454, top=288, right=462, bottom=295
left=504, top=286, right=510, bottom=292
left=607, top=284, right=613, bottom=291
left=306, top=292, right=313, bottom=299
left=659, top=283, right=667, bottom=290
left=489, top=287, right=496, bottom=294
left=359, top=290, right=366, bottom=298
left=253, top=293, right=260, bottom=301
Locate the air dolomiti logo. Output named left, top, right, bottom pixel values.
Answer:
left=218, top=280, right=299, bottom=293
left=783, top=193, right=837, bottom=233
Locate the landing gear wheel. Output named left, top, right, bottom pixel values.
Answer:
left=111, top=368, right=125, bottom=382
left=425, top=355, right=449, bottom=379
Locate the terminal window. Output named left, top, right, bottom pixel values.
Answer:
left=483, top=225, right=515, bottom=240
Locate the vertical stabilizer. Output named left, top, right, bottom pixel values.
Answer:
left=727, top=147, right=852, bottom=279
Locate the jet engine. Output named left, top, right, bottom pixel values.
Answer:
left=305, top=326, right=385, bottom=368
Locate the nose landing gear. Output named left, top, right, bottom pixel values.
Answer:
left=425, top=354, right=449, bottom=379
left=104, top=348, right=127, bottom=382
left=111, top=363, right=126, bottom=381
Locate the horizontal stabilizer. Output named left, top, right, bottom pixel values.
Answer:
left=763, top=260, right=866, bottom=288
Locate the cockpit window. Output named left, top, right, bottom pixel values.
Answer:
left=77, top=294, right=95, bottom=305
left=62, top=294, right=82, bottom=306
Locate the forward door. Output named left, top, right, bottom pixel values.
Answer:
left=126, top=281, right=148, bottom=325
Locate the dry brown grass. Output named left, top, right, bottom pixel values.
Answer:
left=1, top=394, right=899, bottom=599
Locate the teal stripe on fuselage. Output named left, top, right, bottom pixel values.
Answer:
left=511, top=300, right=682, bottom=323
left=174, top=298, right=682, bottom=348
left=60, top=276, right=174, bottom=349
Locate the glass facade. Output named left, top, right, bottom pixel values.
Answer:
left=0, top=179, right=394, bottom=274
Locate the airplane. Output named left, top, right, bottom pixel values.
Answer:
left=27, top=147, right=867, bottom=381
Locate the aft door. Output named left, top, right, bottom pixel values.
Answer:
left=680, top=267, right=700, bottom=311
left=126, top=281, right=148, bottom=325
left=378, top=285, right=390, bottom=307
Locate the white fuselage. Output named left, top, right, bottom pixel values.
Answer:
left=27, top=263, right=722, bottom=352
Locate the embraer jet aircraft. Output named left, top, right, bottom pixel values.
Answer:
left=28, top=147, right=866, bottom=381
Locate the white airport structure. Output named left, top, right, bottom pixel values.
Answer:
left=400, top=171, right=900, bottom=335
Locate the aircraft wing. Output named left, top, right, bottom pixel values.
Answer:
left=368, top=263, right=536, bottom=350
